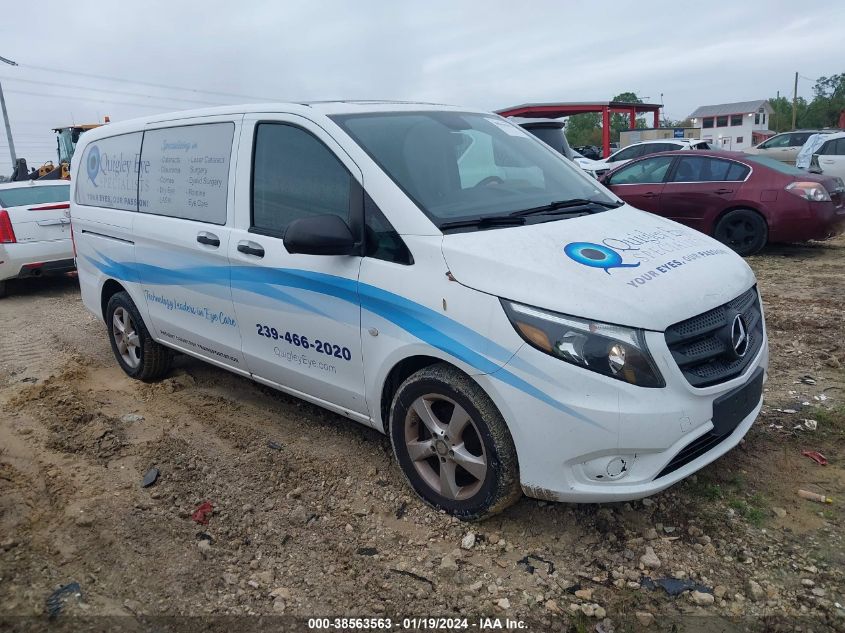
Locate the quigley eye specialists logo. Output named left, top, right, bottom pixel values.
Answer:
left=86, top=145, right=101, bottom=187
left=563, top=242, right=640, bottom=274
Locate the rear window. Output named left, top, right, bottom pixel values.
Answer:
left=0, top=185, right=70, bottom=207
left=743, top=154, right=806, bottom=175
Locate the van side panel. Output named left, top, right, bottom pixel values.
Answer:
left=72, top=132, right=146, bottom=324
left=131, top=118, right=246, bottom=368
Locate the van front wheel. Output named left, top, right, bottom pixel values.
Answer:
left=106, top=291, right=172, bottom=381
left=389, top=364, right=521, bottom=521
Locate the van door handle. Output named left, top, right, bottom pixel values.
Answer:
left=197, top=232, right=220, bottom=247
left=714, top=188, right=734, bottom=195
left=237, top=240, right=265, bottom=258
left=642, top=192, right=659, bottom=198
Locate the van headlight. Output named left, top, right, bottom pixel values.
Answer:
left=501, top=300, right=664, bottom=388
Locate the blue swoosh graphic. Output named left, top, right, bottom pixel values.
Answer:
left=87, top=252, right=601, bottom=428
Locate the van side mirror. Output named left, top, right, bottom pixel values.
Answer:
left=283, top=214, right=356, bottom=256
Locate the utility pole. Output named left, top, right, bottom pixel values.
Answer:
left=791, top=71, right=798, bottom=131
left=0, top=55, right=18, bottom=169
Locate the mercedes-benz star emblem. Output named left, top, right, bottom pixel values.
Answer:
left=731, top=314, right=749, bottom=358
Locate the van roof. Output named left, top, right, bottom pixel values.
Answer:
left=74, top=100, right=479, bottom=143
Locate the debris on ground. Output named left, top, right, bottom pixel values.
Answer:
left=797, top=489, right=833, bottom=504
left=45, top=582, right=82, bottom=619
left=801, top=450, right=828, bottom=466
left=191, top=501, right=214, bottom=524
left=141, top=467, right=160, bottom=487
left=640, top=576, right=712, bottom=597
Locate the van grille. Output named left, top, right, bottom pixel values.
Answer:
left=665, top=287, right=763, bottom=388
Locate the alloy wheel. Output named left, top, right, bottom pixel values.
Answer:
left=403, top=394, right=488, bottom=500
left=112, top=307, right=141, bottom=369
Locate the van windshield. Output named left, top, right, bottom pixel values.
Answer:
left=331, top=112, right=615, bottom=229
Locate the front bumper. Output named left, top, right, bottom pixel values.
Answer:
left=476, top=319, right=769, bottom=503
left=0, top=239, right=75, bottom=282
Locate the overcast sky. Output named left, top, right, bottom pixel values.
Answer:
left=1, top=0, right=843, bottom=174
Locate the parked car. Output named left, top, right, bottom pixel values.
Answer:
left=515, top=119, right=603, bottom=177
left=72, top=102, right=767, bottom=519
left=513, top=118, right=575, bottom=161
left=809, top=131, right=845, bottom=180
left=571, top=149, right=602, bottom=174
left=744, top=130, right=824, bottom=164
left=574, top=145, right=601, bottom=160
left=0, top=180, right=73, bottom=298
left=796, top=133, right=835, bottom=170
left=589, top=138, right=713, bottom=179
left=601, top=150, right=845, bottom=256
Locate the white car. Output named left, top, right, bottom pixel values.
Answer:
left=810, top=131, right=845, bottom=180
left=571, top=149, right=603, bottom=175
left=0, top=180, right=73, bottom=298
left=745, top=130, right=823, bottom=165
left=590, top=138, right=713, bottom=178
left=71, top=102, right=767, bottom=519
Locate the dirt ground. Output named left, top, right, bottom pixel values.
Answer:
left=1, top=237, right=844, bottom=632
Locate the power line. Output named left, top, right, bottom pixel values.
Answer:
left=21, top=62, right=280, bottom=102
left=5, top=88, right=204, bottom=111
left=1, top=75, right=225, bottom=107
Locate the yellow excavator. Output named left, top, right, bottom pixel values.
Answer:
left=43, top=121, right=106, bottom=179
left=11, top=120, right=107, bottom=181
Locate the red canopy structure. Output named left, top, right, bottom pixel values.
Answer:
left=497, top=101, right=663, bottom=158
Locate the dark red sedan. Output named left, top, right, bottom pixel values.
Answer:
left=600, top=150, right=845, bottom=255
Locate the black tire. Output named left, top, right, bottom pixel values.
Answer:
left=714, top=209, right=768, bottom=256
left=106, top=291, right=172, bottom=381
left=389, top=363, right=521, bottom=521
left=0, top=280, right=6, bottom=299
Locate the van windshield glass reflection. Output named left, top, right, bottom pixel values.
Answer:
left=331, top=112, right=614, bottom=225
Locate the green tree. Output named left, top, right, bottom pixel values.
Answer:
left=768, top=95, right=808, bottom=133
left=804, top=74, right=845, bottom=128
left=768, top=73, right=843, bottom=131
left=610, top=91, right=646, bottom=140
left=564, top=91, right=653, bottom=146
left=565, top=112, right=601, bottom=147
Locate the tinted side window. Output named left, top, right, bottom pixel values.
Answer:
left=139, top=122, right=234, bottom=224
left=609, top=145, right=641, bottom=162
left=648, top=143, right=681, bottom=154
left=0, top=185, right=70, bottom=207
left=364, top=194, right=412, bottom=265
left=671, top=157, right=709, bottom=182
left=608, top=156, right=673, bottom=185
left=791, top=133, right=812, bottom=147
left=764, top=134, right=791, bottom=148
left=707, top=159, right=750, bottom=181
left=252, top=123, right=351, bottom=236
left=820, top=138, right=845, bottom=155
left=671, top=156, right=750, bottom=182
left=75, top=132, right=143, bottom=211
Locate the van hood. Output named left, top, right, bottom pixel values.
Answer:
left=440, top=207, right=756, bottom=331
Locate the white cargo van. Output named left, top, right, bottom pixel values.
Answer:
left=71, top=102, right=768, bottom=520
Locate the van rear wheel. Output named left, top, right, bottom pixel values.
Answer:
left=714, top=209, right=767, bottom=256
left=0, top=280, right=6, bottom=299
left=106, top=291, right=172, bottom=381
left=389, top=364, right=521, bottom=521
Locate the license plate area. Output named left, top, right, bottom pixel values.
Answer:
left=711, top=367, right=764, bottom=436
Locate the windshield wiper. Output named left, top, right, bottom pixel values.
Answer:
left=510, top=198, right=623, bottom=218
left=439, top=215, right=526, bottom=231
